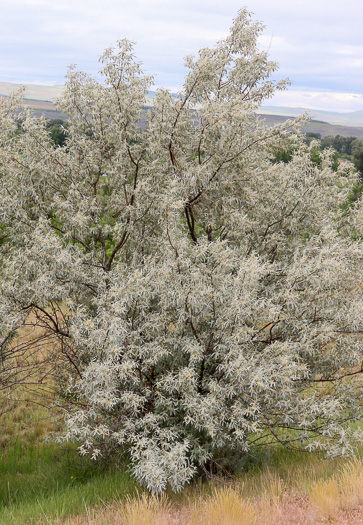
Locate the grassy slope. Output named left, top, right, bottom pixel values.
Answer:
left=0, top=387, right=137, bottom=524
left=2, top=443, right=361, bottom=524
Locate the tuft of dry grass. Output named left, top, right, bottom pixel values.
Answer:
left=121, top=492, right=173, bottom=525
left=310, top=477, right=340, bottom=520
left=191, top=486, right=256, bottom=525
left=339, top=458, right=363, bottom=511
left=309, top=458, right=363, bottom=522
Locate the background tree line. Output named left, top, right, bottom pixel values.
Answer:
left=305, top=132, right=363, bottom=174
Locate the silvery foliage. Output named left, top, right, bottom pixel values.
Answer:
left=0, top=10, right=362, bottom=493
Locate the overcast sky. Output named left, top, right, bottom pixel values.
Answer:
left=1, top=0, right=362, bottom=111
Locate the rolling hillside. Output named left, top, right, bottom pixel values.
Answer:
left=259, top=114, right=363, bottom=138
left=2, top=81, right=363, bottom=138
left=260, top=106, right=363, bottom=127
left=0, top=81, right=63, bottom=101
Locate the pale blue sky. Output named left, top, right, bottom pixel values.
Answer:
left=0, top=0, right=362, bottom=111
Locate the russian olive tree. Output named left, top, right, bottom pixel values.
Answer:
left=0, top=10, right=362, bottom=492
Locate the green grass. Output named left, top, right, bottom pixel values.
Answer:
left=0, top=440, right=137, bottom=524
left=0, top=379, right=136, bottom=524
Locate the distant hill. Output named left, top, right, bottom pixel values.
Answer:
left=18, top=98, right=66, bottom=120
left=0, top=81, right=157, bottom=104
left=257, top=114, right=363, bottom=139
left=260, top=106, right=363, bottom=128
left=0, top=81, right=63, bottom=101
left=2, top=81, right=363, bottom=138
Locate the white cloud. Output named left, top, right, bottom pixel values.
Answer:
left=259, top=35, right=296, bottom=53
left=337, top=45, right=363, bottom=56
left=0, top=0, right=362, bottom=110
left=268, top=90, right=363, bottom=113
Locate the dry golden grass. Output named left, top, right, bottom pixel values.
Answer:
left=50, top=458, right=363, bottom=525
left=52, top=493, right=179, bottom=525
left=191, top=486, right=257, bottom=525
left=309, top=458, right=363, bottom=522
left=310, top=477, right=340, bottom=520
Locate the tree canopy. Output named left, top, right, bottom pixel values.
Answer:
left=0, top=10, right=362, bottom=493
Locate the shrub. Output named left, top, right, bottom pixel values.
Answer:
left=0, top=10, right=362, bottom=493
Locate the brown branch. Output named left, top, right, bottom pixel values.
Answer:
left=185, top=204, right=198, bottom=244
